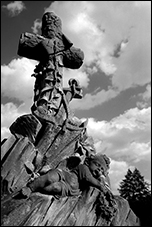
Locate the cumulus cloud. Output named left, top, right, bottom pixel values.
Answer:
left=2, top=1, right=26, bottom=17
left=1, top=58, right=37, bottom=102
left=87, top=107, right=151, bottom=163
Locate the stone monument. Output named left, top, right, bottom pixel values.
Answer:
left=1, top=12, right=140, bottom=226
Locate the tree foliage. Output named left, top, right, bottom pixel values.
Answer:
left=118, top=168, right=151, bottom=202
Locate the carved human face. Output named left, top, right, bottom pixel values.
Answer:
left=89, top=159, right=105, bottom=179
left=41, top=12, right=62, bottom=38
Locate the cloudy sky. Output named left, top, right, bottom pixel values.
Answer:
left=1, top=1, right=151, bottom=194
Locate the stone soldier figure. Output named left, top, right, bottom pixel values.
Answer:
left=18, top=11, right=84, bottom=125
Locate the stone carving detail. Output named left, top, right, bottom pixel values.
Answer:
left=18, top=12, right=84, bottom=126
left=9, top=114, right=42, bottom=143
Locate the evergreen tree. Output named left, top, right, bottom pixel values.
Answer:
left=118, top=168, right=151, bottom=202
left=131, top=168, right=151, bottom=201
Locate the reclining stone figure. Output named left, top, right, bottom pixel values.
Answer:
left=21, top=154, right=112, bottom=200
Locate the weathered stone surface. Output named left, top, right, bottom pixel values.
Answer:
left=1, top=185, right=140, bottom=226
left=1, top=116, right=140, bottom=226
left=1, top=135, right=17, bottom=161
left=17, top=32, right=45, bottom=61
left=1, top=137, right=36, bottom=193
left=32, top=118, right=86, bottom=171
left=110, top=195, right=140, bottom=226
left=9, top=114, right=42, bottom=144
left=63, top=46, right=84, bottom=69
left=44, top=125, right=85, bottom=168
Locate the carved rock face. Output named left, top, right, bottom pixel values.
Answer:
left=41, top=12, right=62, bottom=38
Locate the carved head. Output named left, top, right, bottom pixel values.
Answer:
left=84, top=154, right=110, bottom=177
left=41, top=11, right=62, bottom=38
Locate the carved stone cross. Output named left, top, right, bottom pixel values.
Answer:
left=18, top=11, right=84, bottom=126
